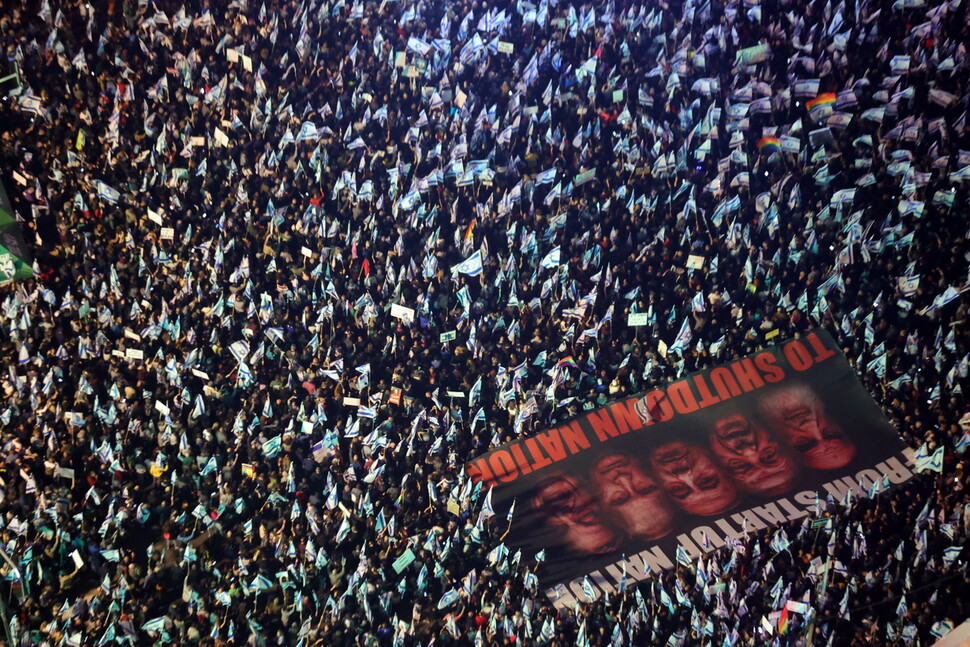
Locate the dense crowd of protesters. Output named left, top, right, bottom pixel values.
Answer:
left=0, top=0, right=969, bottom=643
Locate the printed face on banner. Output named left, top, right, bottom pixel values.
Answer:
left=530, top=472, right=622, bottom=556
left=757, top=383, right=857, bottom=471
left=588, top=454, right=677, bottom=541
left=708, top=412, right=799, bottom=496
left=465, top=329, right=908, bottom=607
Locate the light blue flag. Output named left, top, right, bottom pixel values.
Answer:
left=262, top=435, right=282, bottom=458
left=582, top=576, right=596, bottom=601
left=200, top=456, right=218, bottom=477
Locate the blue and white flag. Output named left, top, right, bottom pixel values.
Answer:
left=540, top=246, right=561, bottom=269
left=453, top=251, right=483, bottom=277
left=96, top=181, right=121, bottom=204
left=262, top=435, right=282, bottom=458
left=914, top=446, right=944, bottom=473
left=535, top=167, right=557, bottom=185
left=669, top=317, right=693, bottom=354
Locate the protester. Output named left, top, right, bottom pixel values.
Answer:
left=0, top=0, right=968, bottom=643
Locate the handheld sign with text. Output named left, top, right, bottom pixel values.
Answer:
left=627, top=312, right=650, bottom=327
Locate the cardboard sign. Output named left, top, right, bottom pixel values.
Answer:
left=497, top=41, right=514, bottom=54
left=160, top=227, right=175, bottom=240
left=389, top=388, right=402, bottom=406
left=439, top=330, right=457, bottom=342
left=343, top=397, right=362, bottom=407
left=125, top=348, right=144, bottom=360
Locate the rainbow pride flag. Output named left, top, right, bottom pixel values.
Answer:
left=806, top=92, right=837, bottom=114
left=778, top=606, right=791, bottom=635
left=757, top=136, right=781, bottom=153
left=558, top=356, right=579, bottom=369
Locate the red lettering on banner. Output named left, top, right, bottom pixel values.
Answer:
left=523, top=437, right=553, bottom=471
left=784, top=340, right=814, bottom=371
left=466, top=458, right=496, bottom=487
left=489, top=450, right=518, bottom=483
left=561, top=421, right=591, bottom=453
left=587, top=408, right=621, bottom=441
left=731, top=358, right=765, bottom=392
left=509, top=444, right=534, bottom=476
left=692, top=375, right=721, bottom=408
left=710, top=367, right=742, bottom=399
left=645, top=390, right=675, bottom=422
left=754, top=352, right=786, bottom=382
left=806, top=331, right=836, bottom=363
left=667, top=380, right=700, bottom=414
left=537, top=429, right=567, bottom=462
left=608, top=399, right=645, bottom=434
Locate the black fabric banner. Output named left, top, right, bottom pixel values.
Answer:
left=465, top=329, right=911, bottom=606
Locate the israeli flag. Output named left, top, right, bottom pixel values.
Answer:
left=262, top=435, right=282, bottom=458
left=296, top=121, right=318, bottom=142
left=142, top=618, right=168, bottom=633
left=229, top=340, right=250, bottom=363
left=540, top=246, right=561, bottom=268
left=669, top=317, right=694, bottom=354
left=437, top=588, right=460, bottom=610
left=535, top=167, right=557, bottom=185
left=914, top=446, right=944, bottom=473
left=96, top=181, right=121, bottom=204
left=453, top=250, right=483, bottom=277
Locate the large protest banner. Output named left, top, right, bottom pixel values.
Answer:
left=465, top=329, right=913, bottom=607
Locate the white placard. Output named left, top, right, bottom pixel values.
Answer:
left=627, top=312, right=650, bottom=326
left=390, top=303, right=415, bottom=324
